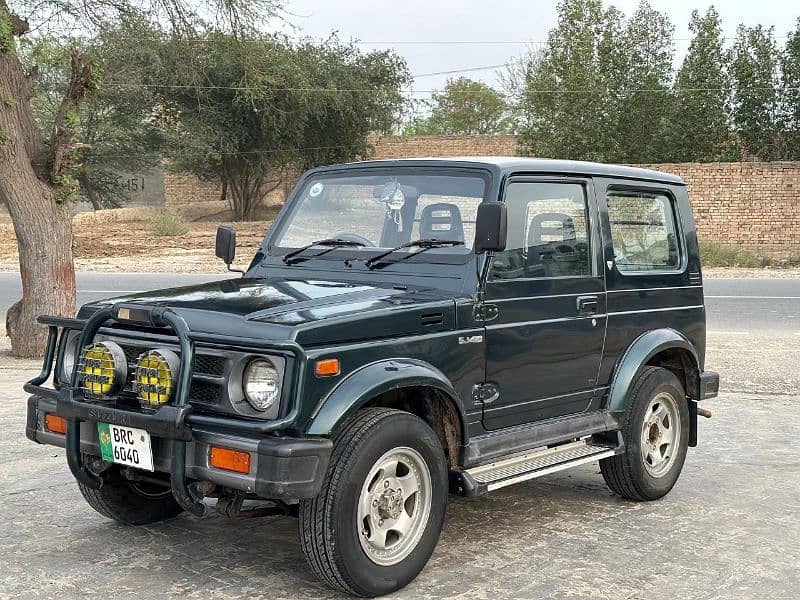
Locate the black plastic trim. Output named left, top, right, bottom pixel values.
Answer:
left=461, top=410, right=623, bottom=468
left=255, top=436, right=333, bottom=499
left=700, top=370, right=719, bottom=400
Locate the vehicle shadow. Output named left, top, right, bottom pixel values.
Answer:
left=69, top=465, right=628, bottom=599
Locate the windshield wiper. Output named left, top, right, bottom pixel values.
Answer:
left=282, top=238, right=366, bottom=265
left=365, top=238, right=464, bottom=269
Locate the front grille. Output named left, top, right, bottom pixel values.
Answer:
left=189, top=379, right=224, bottom=405
left=194, top=354, right=226, bottom=377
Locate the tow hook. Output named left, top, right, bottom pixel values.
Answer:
left=697, top=406, right=712, bottom=418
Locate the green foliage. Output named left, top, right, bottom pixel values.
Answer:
left=516, top=0, right=625, bottom=161
left=153, top=32, right=410, bottom=220
left=0, top=128, right=7, bottom=146
left=729, top=25, right=781, bottom=160
left=53, top=172, right=80, bottom=203
left=0, top=11, right=13, bottom=56
left=512, top=0, right=800, bottom=163
left=2, top=95, right=14, bottom=107
left=149, top=211, right=190, bottom=236
left=615, top=1, right=675, bottom=163
left=404, top=77, right=512, bottom=135
left=19, top=30, right=165, bottom=209
left=699, top=241, right=773, bottom=268
left=782, top=20, right=800, bottom=160
left=666, top=7, right=736, bottom=162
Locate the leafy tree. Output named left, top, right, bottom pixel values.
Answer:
left=616, top=0, right=675, bottom=163
left=404, top=77, right=512, bottom=135
left=515, top=0, right=627, bottom=161
left=154, top=33, right=410, bottom=221
left=781, top=19, right=800, bottom=159
left=20, top=31, right=164, bottom=209
left=666, top=7, right=736, bottom=162
left=729, top=25, right=781, bottom=160
left=0, top=0, right=280, bottom=357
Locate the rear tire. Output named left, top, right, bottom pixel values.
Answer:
left=299, top=408, right=448, bottom=597
left=601, top=366, right=689, bottom=501
left=78, top=466, right=183, bottom=525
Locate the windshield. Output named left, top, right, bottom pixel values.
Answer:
left=271, top=170, right=488, bottom=263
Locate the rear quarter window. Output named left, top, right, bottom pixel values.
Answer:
left=606, top=190, right=682, bottom=273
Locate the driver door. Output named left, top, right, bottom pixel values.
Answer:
left=481, top=177, right=607, bottom=430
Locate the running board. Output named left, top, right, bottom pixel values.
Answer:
left=456, top=439, right=621, bottom=496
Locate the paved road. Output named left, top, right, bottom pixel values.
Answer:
left=1, top=272, right=798, bottom=333
left=1, top=331, right=798, bottom=599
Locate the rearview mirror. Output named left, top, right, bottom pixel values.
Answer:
left=215, top=225, right=236, bottom=265
left=474, top=202, right=507, bottom=253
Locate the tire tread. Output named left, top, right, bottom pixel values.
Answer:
left=299, top=407, right=405, bottom=596
left=600, top=366, right=685, bottom=501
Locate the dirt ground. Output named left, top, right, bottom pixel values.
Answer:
left=0, top=217, right=275, bottom=274
left=1, top=326, right=798, bottom=599
left=2, top=218, right=800, bottom=277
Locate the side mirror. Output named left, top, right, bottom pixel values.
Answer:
left=215, top=225, right=236, bottom=265
left=474, top=202, right=507, bottom=253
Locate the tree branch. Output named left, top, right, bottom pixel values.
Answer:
left=49, top=48, right=98, bottom=181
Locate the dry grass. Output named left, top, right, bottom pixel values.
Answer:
left=0, top=207, right=280, bottom=267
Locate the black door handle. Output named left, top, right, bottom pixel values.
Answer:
left=577, top=295, right=599, bottom=315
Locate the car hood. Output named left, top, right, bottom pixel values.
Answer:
left=79, top=276, right=461, bottom=346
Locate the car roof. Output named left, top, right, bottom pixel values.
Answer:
left=309, top=156, right=685, bottom=185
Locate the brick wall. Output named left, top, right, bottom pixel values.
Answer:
left=155, top=135, right=800, bottom=259
left=635, top=162, right=800, bottom=259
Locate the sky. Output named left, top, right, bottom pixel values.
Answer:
left=281, top=0, right=800, bottom=107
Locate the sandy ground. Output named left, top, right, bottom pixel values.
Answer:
left=1, top=327, right=799, bottom=599
left=0, top=219, right=273, bottom=274
left=2, top=214, right=799, bottom=277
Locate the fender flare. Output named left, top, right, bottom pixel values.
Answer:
left=606, top=328, right=700, bottom=412
left=305, top=358, right=467, bottom=439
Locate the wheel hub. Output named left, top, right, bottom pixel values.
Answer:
left=357, top=447, right=433, bottom=566
left=648, top=422, right=661, bottom=443
left=640, top=392, right=681, bottom=478
left=376, top=485, right=404, bottom=520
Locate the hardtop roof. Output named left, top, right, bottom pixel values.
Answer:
left=308, top=156, right=685, bottom=185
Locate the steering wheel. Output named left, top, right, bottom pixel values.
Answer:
left=333, top=232, right=376, bottom=248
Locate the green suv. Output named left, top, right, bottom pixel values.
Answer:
left=25, top=158, right=719, bottom=596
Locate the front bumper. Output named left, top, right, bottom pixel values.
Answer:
left=24, top=308, right=329, bottom=511
left=27, top=394, right=332, bottom=500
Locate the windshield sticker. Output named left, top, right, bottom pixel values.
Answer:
left=309, top=182, right=324, bottom=197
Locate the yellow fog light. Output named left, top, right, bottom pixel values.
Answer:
left=135, top=349, right=179, bottom=408
left=78, top=341, right=127, bottom=397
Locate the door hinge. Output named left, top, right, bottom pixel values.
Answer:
left=472, top=383, right=499, bottom=405
left=473, top=303, right=499, bottom=322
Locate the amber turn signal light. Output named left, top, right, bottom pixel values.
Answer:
left=315, top=358, right=340, bottom=377
left=44, top=413, right=67, bottom=435
left=209, top=446, right=251, bottom=474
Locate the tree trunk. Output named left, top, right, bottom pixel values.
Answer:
left=1, top=40, right=76, bottom=357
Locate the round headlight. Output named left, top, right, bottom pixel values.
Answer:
left=61, top=333, right=80, bottom=383
left=78, top=341, right=127, bottom=397
left=243, top=359, right=280, bottom=411
left=135, top=349, right=179, bottom=409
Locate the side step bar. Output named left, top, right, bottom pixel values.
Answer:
left=457, top=439, right=622, bottom=496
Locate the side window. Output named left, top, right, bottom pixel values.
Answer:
left=606, top=190, right=681, bottom=273
left=492, top=182, right=591, bottom=280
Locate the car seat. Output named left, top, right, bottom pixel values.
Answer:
left=419, top=203, right=465, bottom=243
left=526, top=212, right=582, bottom=277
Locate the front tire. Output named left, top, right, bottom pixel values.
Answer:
left=78, top=466, right=183, bottom=525
left=299, top=408, right=448, bottom=597
left=601, top=366, right=689, bottom=501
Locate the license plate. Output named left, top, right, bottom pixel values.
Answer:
left=97, top=423, right=154, bottom=471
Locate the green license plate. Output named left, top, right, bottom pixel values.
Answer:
left=97, top=422, right=154, bottom=471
